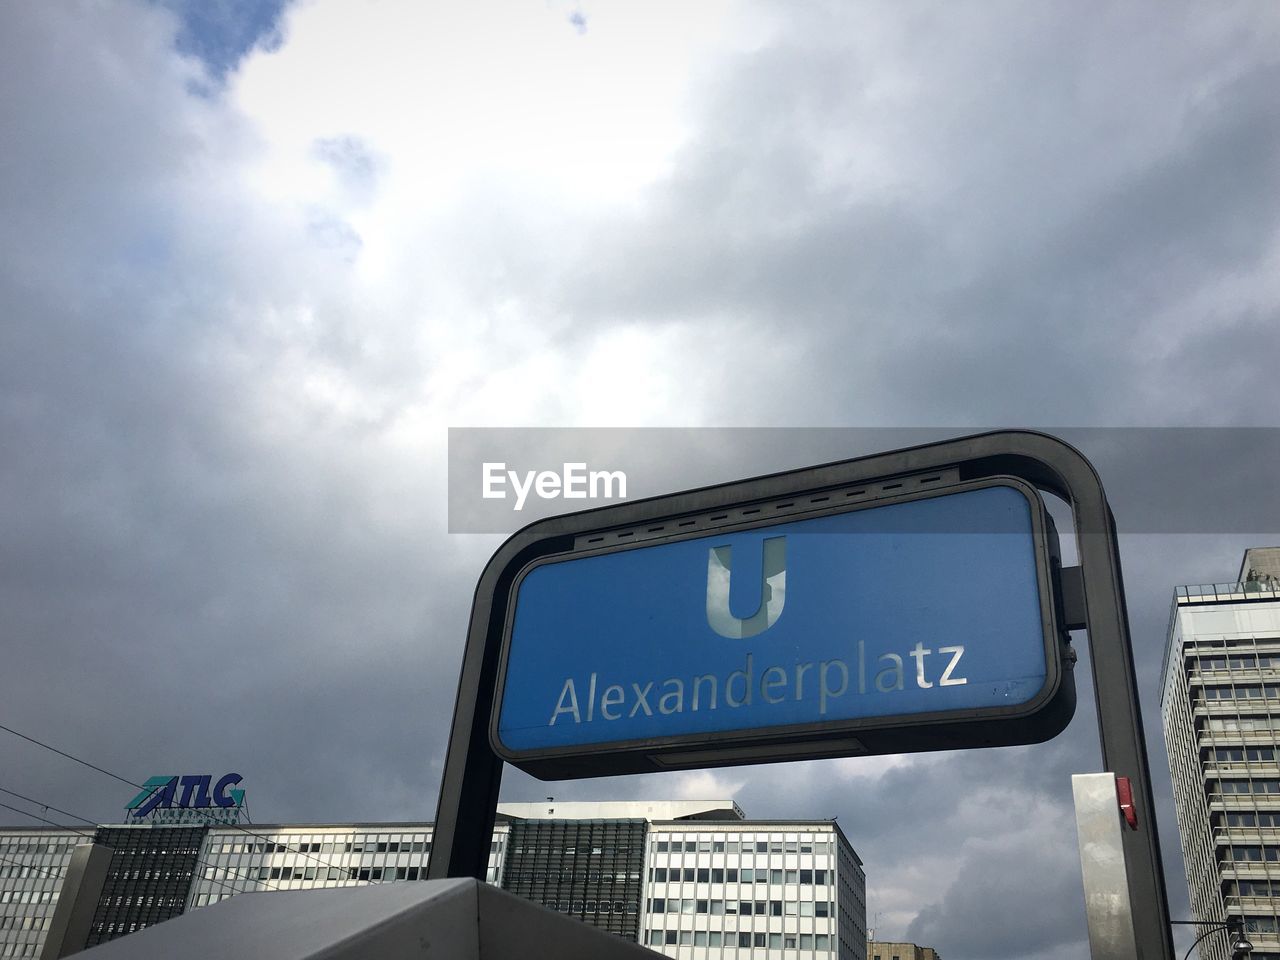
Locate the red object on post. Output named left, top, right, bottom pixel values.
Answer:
left=1116, top=776, right=1138, bottom=830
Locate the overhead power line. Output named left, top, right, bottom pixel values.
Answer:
left=0, top=784, right=282, bottom=896
left=0, top=721, right=384, bottom=884
left=0, top=722, right=141, bottom=789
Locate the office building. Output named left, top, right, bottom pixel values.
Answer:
left=1162, top=547, right=1280, bottom=960
left=0, top=829, right=81, bottom=959
left=1, top=798, right=864, bottom=959
left=866, top=941, right=940, bottom=960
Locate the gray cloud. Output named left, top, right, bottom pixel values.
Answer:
left=1, top=3, right=1278, bottom=959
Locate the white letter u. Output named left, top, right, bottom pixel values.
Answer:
left=706, top=537, right=787, bottom=639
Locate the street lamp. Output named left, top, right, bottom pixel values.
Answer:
left=1171, top=919, right=1253, bottom=960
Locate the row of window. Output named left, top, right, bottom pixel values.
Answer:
left=0, top=892, right=56, bottom=905
left=540, top=900, right=639, bottom=915
left=650, top=867, right=830, bottom=885
left=1207, top=746, right=1277, bottom=762
left=207, top=838, right=437, bottom=855
left=101, top=869, right=192, bottom=882
left=648, top=898, right=833, bottom=917
left=93, top=921, right=145, bottom=937
left=0, top=945, right=39, bottom=958
left=1244, top=916, right=1280, bottom=933
left=1215, top=811, right=1280, bottom=828
left=499, top=867, right=640, bottom=881
left=1203, top=717, right=1280, bottom=733
left=1195, top=653, right=1280, bottom=671
left=1219, top=844, right=1280, bottom=862
left=506, top=849, right=635, bottom=860
left=1191, top=638, right=1280, bottom=650
left=1201, top=684, right=1280, bottom=700
left=96, top=895, right=185, bottom=911
left=0, top=915, right=51, bottom=932
left=647, top=930, right=833, bottom=950
left=202, top=864, right=438, bottom=883
left=0, top=866, right=61, bottom=880
left=654, top=840, right=832, bottom=855
left=1207, top=779, right=1280, bottom=796
left=1226, top=879, right=1280, bottom=896
left=0, top=842, right=76, bottom=857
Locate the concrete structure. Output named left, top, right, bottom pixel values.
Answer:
left=1, top=799, right=865, bottom=958
left=1162, top=547, right=1280, bottom=960
left=74, top=879, right=663, bottom=960
left=866, top=943, right=939, bottom=960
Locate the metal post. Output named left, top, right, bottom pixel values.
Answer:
left=1074, top=773, right=1139, bottom=958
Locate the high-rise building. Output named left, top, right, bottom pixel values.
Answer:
left=1162, top=547, right=1280, bottom=960
left=0, top=799, right=866, bottom=959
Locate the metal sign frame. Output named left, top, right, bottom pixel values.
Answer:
left=489, top=475, right=1076, bottom=778
left=427, top=429, right=1173, bottom=959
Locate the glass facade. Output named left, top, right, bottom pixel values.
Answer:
left=85, top=826, right=206, bottom=947
left=502, top=819, right=646, bottom=939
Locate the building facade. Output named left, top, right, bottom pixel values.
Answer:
left=641, top=818, right=864, bottom=960
left=1162, top=547, right=1280, bottom=960
left=1, top=799, right=865, bottom=959
left=866, top=941, right=940, bottom=960
left=0, top=829, right=81, bottom=959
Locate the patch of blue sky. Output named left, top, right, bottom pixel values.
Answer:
left=150, top=0, right=292, bottom=85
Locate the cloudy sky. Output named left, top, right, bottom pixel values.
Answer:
left=2, top=1, right=1279, bottom=957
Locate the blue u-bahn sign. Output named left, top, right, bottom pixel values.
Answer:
left=491, top=477, right=1075, bottom=778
